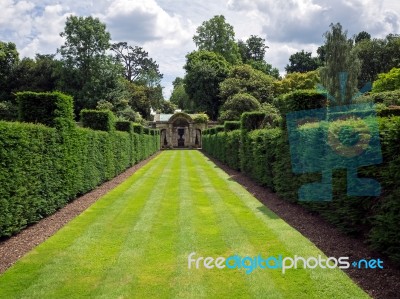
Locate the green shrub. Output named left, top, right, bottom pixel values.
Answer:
left=377, top=105, right=400, bottom=117
left=115, top=121, right=133, bottom=132
left=354, top=90, right=400, bottom=106
left=224, top=121, right=241, bottom=132
left=17, top=91, right=74, bottom=127
left=81, top=109, right=115, bottom=132
left=132, top=123, right=143, bottom=134
left=225, top=130, right=241, bottom=170
left=274, top=90, right=327, bottom=116
left=241, top=112, right=266, bottom=132
left=372, top=67, right=400, bottom=92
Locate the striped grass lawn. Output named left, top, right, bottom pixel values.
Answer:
left=0, top=150, right=369, bottom=298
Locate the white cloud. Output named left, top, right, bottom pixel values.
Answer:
left=20, top=4, right=69, bottom=57
left=0, top=0, right=35, bottom=39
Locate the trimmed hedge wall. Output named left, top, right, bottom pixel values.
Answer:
left=202, top=93, right=400, bottom=264
left=17, top=91, right=74, bottom=127
left=0, top=92, right=159, bottom=238
left=81, top=109, right=115, bottom=132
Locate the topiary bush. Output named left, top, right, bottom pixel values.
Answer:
left=17, top=91, right=74, bottom=127
left=115, top=120, right=133, bottom=132
left=224, top=121, right=241, bottom=132
left=80, top=109, right=115, bottom=132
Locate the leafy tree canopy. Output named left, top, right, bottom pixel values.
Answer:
left=219, top=92, right=261, bottom=122
left=184, top=50, right=230, bottom=120
left=193, top=15, right=240, bottom=64
left=372, top=67, right=400, bottom=92
left=285, top=50, right=320, bottom=73
left=219, top=64, right=275, bottom=104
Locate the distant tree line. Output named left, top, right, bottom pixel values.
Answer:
left=0, top=16, right=176, bottom=123
left=170, top=15, right=400, bottom=120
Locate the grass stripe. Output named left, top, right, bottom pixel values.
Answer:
left=0, top=150, right=370, bottom=299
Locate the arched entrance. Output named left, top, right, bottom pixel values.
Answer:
left=172, top=117, right=190, bottom=148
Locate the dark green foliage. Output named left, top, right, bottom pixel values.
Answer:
left=225, top=130, right=241, bottom=170
left=0, top=99, right=159, bottom=237
left=115, top=120, right=133, bottom=132
left=203, top=110, right=400, bottom=265
left=17, top=91, right=74, bottom=127
left=274, top=90, right=327, bottom=116
left=215, top=125, right=224, bottom=133
left=378, top=106, right=400, bottom=117
left=81, top=109, right=115, bottom=132
left=356, top=90, right=400, bottom=106
left=241, top=112, right=266, bottom=132
left=224, top=121, right=241, bottom=132
left=367, top=117, right=400, bottom=263
left=132, top=123, right=143, bottom=134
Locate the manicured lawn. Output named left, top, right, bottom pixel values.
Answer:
left=0, top=150, right=369, bottom=298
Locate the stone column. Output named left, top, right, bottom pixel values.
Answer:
left=189, top=123, right=193, bottom=148
left=168, top=124, right=173, bottom=148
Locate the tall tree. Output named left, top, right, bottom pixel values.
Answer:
left=11, top=54, right=62, bottom=93
left=319, top=23, right=361, bottom=105
left=111, top=42, right=162, bottom=84
left=238, top=35, right=268, bottom=62
left=355, top=31, right=371, bottom=43
left=193, top=15, right=240, bottom=64
left=285, top=50, right=320, bottom=73
left=238, top=35, right=279, bottom=78
left=58, top=16, right=120, bottom=113
left=0, top=41, right=19, bottom=101
left=219, top=64, right=275, bottom=104
left=184, top=50, right=230, bottom=120
left=170, top=77, right=193, bottom=111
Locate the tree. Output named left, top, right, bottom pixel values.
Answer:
left=317, top=45, right=326, bottom=64
left=219, top=64, right=275, bottom=104
left=372, top=67, right=400, bottom=92
left=170, top=77, right=193, bottom=111
left=58, top=16, right=120, bottom=113
left=184, top=50, right=230, bottom=120
left=319, top=23, right=361, bottom=105
left=238, top=35, right=268, bottom=62
left=11, top=54, right=62, bottom=93
left=193, top=15, right=240, bottom=64
left=125, top=82, right=152, bottom=120
left=273, top=70, right=320, bottom=96
left=111, top=42, right=162, bottom=84
left=285, top=50, right=320, bottom=73
left=0, top=41, right=19, bottom=101
left=237, top=35, right=279, bottom=78
left=355, top=38, right=385, bottom=88
left=355, top=31, right=371, bottom=44
left=219, top=93, right=261, bottom=122
left=159, top=99, right=177, bottom=113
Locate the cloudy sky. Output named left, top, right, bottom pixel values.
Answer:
left=1, top=0, right=399, bottom=98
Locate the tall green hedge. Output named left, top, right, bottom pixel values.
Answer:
left=81, top=109, right=115, bottom=132
left=0, top=92, right=159, bottom=238
left=203, top=107, right=400, bottom=264
left=17, top=91, right=74, bottom=127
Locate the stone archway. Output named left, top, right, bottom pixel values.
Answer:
left=172, top=117, right=190, bottom=148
